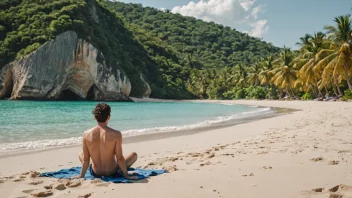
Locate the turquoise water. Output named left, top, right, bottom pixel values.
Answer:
left=0, top=101, right=271, bottom=153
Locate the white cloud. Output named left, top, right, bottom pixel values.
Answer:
left=171, top=0, right=268, bottom=38
left=240, top=0, right=255, bottom=11
left=251, top=5, right=264, bottom=19
left=249, top=19, right=268, bottom=37
left=158, top=7, right=167, bottom=12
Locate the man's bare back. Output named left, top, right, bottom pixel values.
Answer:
left=75, top=103, right=137, bottom=179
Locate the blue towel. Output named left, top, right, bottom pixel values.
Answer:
left=40, top=167, right=165, bottom=183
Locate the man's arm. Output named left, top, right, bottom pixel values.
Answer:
left=79, top=137, right=90, bottom=178
left=115, top=132, right=129, bottom=178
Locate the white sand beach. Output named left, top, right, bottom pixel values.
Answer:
left=1, top=100, right=352, bottom=198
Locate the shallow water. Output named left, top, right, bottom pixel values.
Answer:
left=0, top=100, right=271, bottom=153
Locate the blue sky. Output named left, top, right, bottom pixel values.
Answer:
left=116, top=0, right=351, bottom=49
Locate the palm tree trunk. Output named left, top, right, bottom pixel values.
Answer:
left=315, top=83, right=322, bottom=97
left=324, top=86, right=329, bottom=96
left=331, top=79, right=338, bottom=97
left=344, top=62, right=352, bottom=90
left=334, top=76, right=343, bottom=96
left=311, top=85, right=317, bottom=98
left=288, top=85, right=296, bottom=98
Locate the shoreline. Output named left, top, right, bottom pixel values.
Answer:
left=0, top=103, right=292, bottom=158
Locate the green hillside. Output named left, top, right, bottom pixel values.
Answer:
left=0, top=0, right=280, bottom=99
left=105, top=1, right=280, bottom=68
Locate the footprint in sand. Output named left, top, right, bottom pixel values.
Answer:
left=205, top=153, right=215, bottom=160
left=242, top=173, right=254, bottom=177
left=329, top=194, right=342, bottom=198
left=96, top=183, right=110, bottom=187
left=29, top=180, right=44, bottom=185
left=66, top=181, right=81, bottom=188
left=311, top=157, right=324, bottom=162
left=22, top=189, right=39, bottom=194
left=78, top=193, right=92, bottom=198
left=263, top=166, right=273, bottom=170
left=221, top=153, right=234, bottom=157
left=52, top=183, right=66, bottom=190
left=57, top=178, right=70, bottom=184
left=200, top=161, right=212, bottom=167
left=28, top=171, right=40, bottom=178
left=163, top=165, right=178, bottom=173
left=329, top=160, right=340, bottom=165
left=90, top=179, right=104, bottom=184
left=31, top=190, right=53, bottom=197
left=311, top=188, right=324, bottom=192
left=13, top=178, right=24, bottom=182
left=340, top=184, right=352, bottom=191
left=329, top=185, right=340, bottom=192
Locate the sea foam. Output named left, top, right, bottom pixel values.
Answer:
left=0, top=107, right=272, bottom=154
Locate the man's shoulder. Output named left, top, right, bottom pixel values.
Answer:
left=82, top=127, right=95, bottom=138
left=107, top=127, right=122, bottom=138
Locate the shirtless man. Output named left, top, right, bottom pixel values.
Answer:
left=75, top=103, right=138, bottom=179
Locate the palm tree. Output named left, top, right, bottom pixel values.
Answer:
left=235, top=64, right=247, bottom=88
left=259, top=56, right=275, bottom=86
left=270, top=47, right=298, bottom=98
left=247, top=61, right=262, bottom=86
left=296, top=32, right=328, bottom=97
left=316, top=15, right=352, bottom=90
left=296, top=34, right=313, bottom=47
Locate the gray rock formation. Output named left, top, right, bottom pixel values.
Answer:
left=0, top=31, right=137, bottom=101
left=140, top=74, right=151, bottom=98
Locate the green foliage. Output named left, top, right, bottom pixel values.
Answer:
left=342, top=90, right=352, bottom=101
left=106, top=1, right=280, bottom=69
left=223, top=87, right=245, bottom=100
left=302, top=93, right=313, bottom=100
left=266, top=87, right=279, bottom=100
left=245, top=86, right=267, bottom=100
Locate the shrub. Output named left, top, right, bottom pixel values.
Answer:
left=302, top=92, right=313, bottom=100
left=245, top=86, right=267, bottom=100
left=223, top=87, right=245, bottom=100
left=342, top=89, right=352, bottom=101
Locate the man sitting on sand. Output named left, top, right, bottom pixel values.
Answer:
left=75, top=103, right=138, bottom=179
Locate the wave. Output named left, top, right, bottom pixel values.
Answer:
left=0, top=107, right=272, bottom=154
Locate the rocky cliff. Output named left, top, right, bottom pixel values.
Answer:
left=0, top=31, right=151, bottom=101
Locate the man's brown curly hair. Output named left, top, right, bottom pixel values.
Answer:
left=92, top=103, right=111, bottom=123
